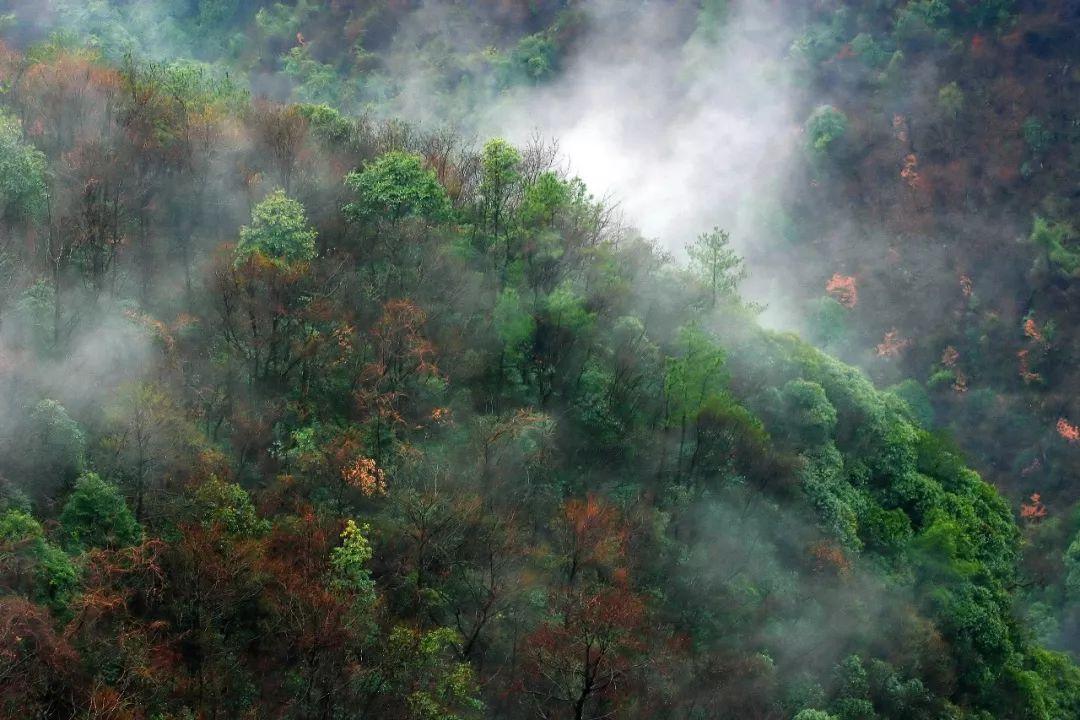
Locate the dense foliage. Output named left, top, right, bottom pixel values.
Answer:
left=1, top=1, right=1080, bottom=719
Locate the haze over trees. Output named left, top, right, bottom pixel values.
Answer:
left=1, top=1, right=1080, bottom=719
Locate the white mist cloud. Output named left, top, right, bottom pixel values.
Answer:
left=479, top=3, right=796, bottom=243
left=477, top=0, right=802, bottom=319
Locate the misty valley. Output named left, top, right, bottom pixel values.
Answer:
left=1, top=1, right=1080, bottom=719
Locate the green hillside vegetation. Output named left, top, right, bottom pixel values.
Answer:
left=1, top=1, right=1080, bottom=718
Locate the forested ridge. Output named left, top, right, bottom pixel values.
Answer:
left=1, top=1, right=1080, bottom=719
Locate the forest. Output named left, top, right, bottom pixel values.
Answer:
left=1, top=1, right=1080, bottom=719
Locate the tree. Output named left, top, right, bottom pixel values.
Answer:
left=235, top=189, right=317, bottom=265
left=0, top=597, right=81, bottom=718
left=0, top=509, right=78, bottom=615
left=805, top=105, right=848, bottom=158
left=215, top=238, right=323, bottom=387
left=249, top=102, right=308, bottom=193
left=664, top=325, right=728, bottom=481
left=521, top=582, right=652, bottom=720
left=344, top=150, right=451, bottom=225
left=381, top=625, right=484, bottom=720
left=937, top=81, right=964, bottom=120
left=1064, top=533, right=1080, bottom=601
left=190, top=476, right=269, bottom=537
left=770, top=379, right=838, bottom=447
left=59, top=472, right=141, bottom=550
left=794, top=711, right=839, bottom=720
left=555, top=495, right=626, bottom=586
left=103, top=383, right=201, bottom=521
left=686, top=226, right=746, bottom=307
left=0, top=110, right=48, bottom=232
left=344, top=151, right=452, bottom=296
left=478, top=138, right=521, bottom=264
left=9, top=399, right=86, bottom=506
left=357, top=299, right=441, bottom=460
left=329, top=519, right=376, bottom=603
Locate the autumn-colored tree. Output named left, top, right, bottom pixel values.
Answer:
left=555, top=494, right=626, bottom=586
left=357, top=299, right=440, bottom=460
left=1057, top=418, right=1080, bottom=444
left=0, top=597, right=81, bottom=718
left=520, top=584, right=652, bottom=720
left=825, top=272, right=858, bottom=308
left=215, top=245, right=315, bottom=386
left=1020, top=493, right=1047, bottom=522
left=249, top=102, right=309, bottom=194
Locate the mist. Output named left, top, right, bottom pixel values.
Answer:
left=2, top=3, right=1077, bottom=717
left=485, top=1, right=798, bottom=254
left=370, top=1, right=805, bottom=324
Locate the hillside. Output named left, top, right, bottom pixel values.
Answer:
left=0, top=2, right=1079, bottom=719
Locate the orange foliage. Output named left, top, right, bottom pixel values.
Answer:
left=875, top=329, right=910, bottom=358
left=19, top=53, right=122, bottom=156
left=826, top=273, right=858, bottom=308
left=522, top=584, right=649, bottom=714
left=370, top=299, right=439, bottom=379
left=892, top=114, right=909, bottom=144
left=1018, top=349, right=1041, bottom=383
left=959, top=274, right=973, bottom=298
left=901, top=153, right=922, bottom=189
left=341, top=455, right=386, bottom=496
left=941, top=346, right=959, bottom=367
left=124, top=310, right=197, bottom=361
left=809, top=541, right=851, bottom=579
left=561, top=495, right=626, bottom=575
left=0, top=597, right=80, bottom=713
left=357, top=299, right=440, bottom=427
left=1057, top=418, right=1080, bottom=444
left=1023, top=316, right=1045, bottom=344
left=952, top=369, right=968, bottom=393
left=1020, top=493, right=1047, bottom=522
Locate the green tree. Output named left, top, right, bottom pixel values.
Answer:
left=665, top=325, right=729, bottom=480
left=1031, top=216, right=1079, bottom=276
left=493, top=287, right=536, bottom=381
left=191, top=476, right=269, bottom=537
left=59, top=472, right=141, bottom=550
left=498, top=33, right=558, bottom=86
left=383, top=625, right=484, bottom=720
left=0, top=508, right=78, bottom=615
left=0, top=110, right=47, bottom=227
left=894, top=0, right=952, bottom=47
left=1023, top=117, right=1054, bottom=158
left=478, top=138, right=521, bottom=264
left=344, top=151, right=451, bottom=225
left=330, top=519, right=376, bottom=601
left=15, top=399, right=85, bottom=503
left=794, top=711, right=839, bottom=720
left=235, top=189, right=317, bottom=265
left=1065, top=533, right=1080, bottom=601
left=686, top=226, right=746, bottom=307
left=806, top=105, right=848, bottom=158
left=772, top=379, right=838, bottom=447
left=937, top=82, right=964, bottom=120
